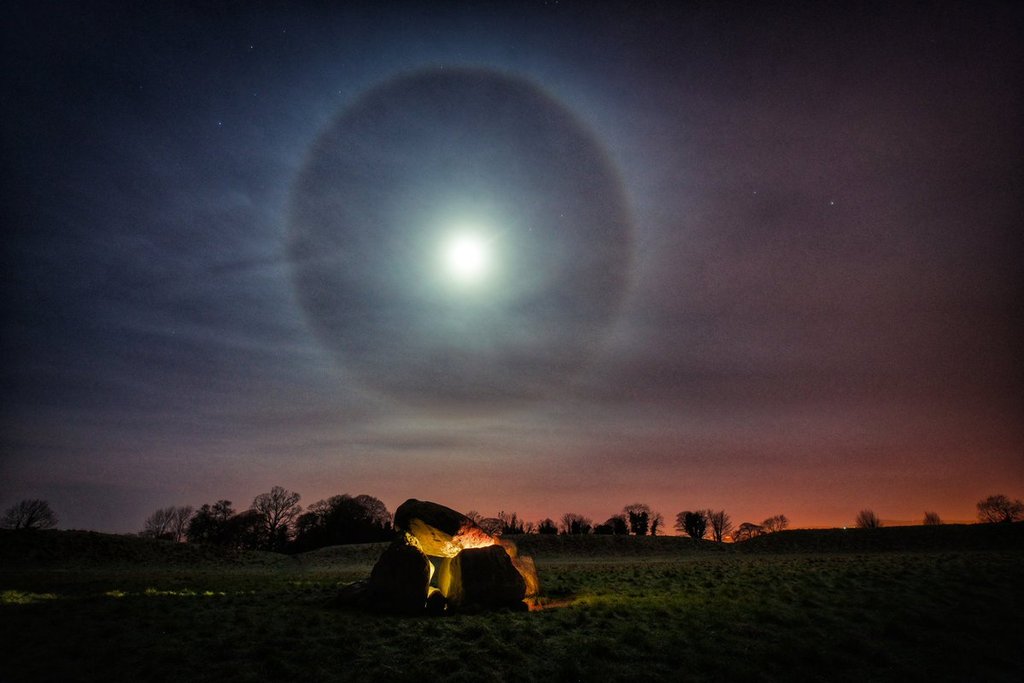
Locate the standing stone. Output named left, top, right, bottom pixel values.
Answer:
left=368, top=541, right=429, bottom=614
left=447, top=545, right=527, bottom=609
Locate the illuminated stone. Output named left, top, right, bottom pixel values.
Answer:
left=447, top=545, right=527, bottom=609
left=364, top=498, right=540, bottom=613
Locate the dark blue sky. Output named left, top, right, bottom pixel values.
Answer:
left=3, top=1, right=1021, bottom=532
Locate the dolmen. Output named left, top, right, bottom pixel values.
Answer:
left=338, top=499, right=539, bottom=614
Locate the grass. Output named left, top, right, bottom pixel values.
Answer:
left=1, top=527, right=1022, bottom=682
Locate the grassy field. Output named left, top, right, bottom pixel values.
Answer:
left=1, top=526, right=1022, bottom=682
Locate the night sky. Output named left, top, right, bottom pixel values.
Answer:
left=3, top=2, right=1022, bottom=533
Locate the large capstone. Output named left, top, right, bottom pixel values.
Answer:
left=395, top=499, right=469, bottom=537
left=394, top=498, right=496, bottom=557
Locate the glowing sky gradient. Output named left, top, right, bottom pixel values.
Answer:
left=2, top=2, right=1021, bottom=533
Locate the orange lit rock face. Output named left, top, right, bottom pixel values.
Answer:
left=496, top=537, right=540, bottom=598
left=404, top=518, right=497, bottom=557
left=370, top=499, right=539, bottom=613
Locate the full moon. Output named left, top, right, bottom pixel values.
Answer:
left=442, top=232, right=490, bottom=283
left=287, top=67, right=631, bottom=405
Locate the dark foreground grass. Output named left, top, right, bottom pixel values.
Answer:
left=2, top=536, right=1022, bottom=682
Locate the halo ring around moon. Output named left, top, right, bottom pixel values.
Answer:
left=287, top=67, right=631, bottom=406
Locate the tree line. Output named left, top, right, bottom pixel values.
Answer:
left=138, top=487, right=394, bottom=553
left=854, top=494, right=1024, bottom=529
left=3, top=493, right=1023, bottom=549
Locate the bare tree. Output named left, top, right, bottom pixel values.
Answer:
left=142, top=507, right=174, bottom=539
left=976, top=494, right=1024, bottom=523
left=649, top=512, right=665, bottom=536
left=560, top=512, right=592, bottom=535
left=142, top=505, right=194, bottom=541
left=761, top=514, right=789, bottom=533
left=855, top=509, right=882, bottom=529
left=922, top=511, right=942, bottom=526
left=732, top=522, right=764, bottom=542
left=705, top=509, right=733, bottom=542
left=169, top=506, right=193, bottom=541
left=675, top=510, right=707, bottom=540
left=497, top=511, right=527, bottom=534
left=479, top=517, right=503, bottom=535
left=1, top=499, right=57, bottom=530
left=252, top=486, right=302, bottom=550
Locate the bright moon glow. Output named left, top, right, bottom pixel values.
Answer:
left=442, top=232, right=490, bottom=283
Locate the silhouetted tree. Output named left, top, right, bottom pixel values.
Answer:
left=142, top=508, right=172, bottom=539
left=855, top=509, right=882, bottom=529
left=498, top=511, right=527, bottom=534
left=252, top=486, right=302, bottom=551
left=226, top=509, right=266, bottom=550
left=141, top=505, right=193, bottom=542
left=291, top=494, right=393, bottom=551
left=170, top=505, right=194, bottom=541
left=976, top=494, right=1024, bottom=523
left=293, top=500, right=330, bottom=549
left=650, top=512, right=665, bottom=536
left=922, top=511, right=942, bottom=526
left=623, top=503, right=652, bottom=536
left=187, top=500, right=236, bottom=545
left=706, top=509, right=732, bottom=542
left=479, top=517, right=503, bottom=535
left=536, top=518, right=558, bottom=534
left=352, top=494, right=392, bottom=529
left=593, top=514, right=629, bottom=535
left=761, top=514, right=789, bottom=533
left=331, top=494, right=390, bottom=544
left=676, top=510, right=707, bottom=540
left=181, top=501, right=264, bottom=550
left=1, top=499, right=57, bottom=530
left=560, top=512, right=592, bottom=535
left=732, top=522, right=764, bottom=542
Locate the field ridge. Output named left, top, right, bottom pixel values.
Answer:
left=4, top=522, right=1021, bottom=572
left=0, top=529, right=294, bottom=570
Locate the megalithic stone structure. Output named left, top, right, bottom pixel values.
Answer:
left=362, top=499, right=539, bottom=613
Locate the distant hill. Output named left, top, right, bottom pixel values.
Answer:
left=293, top=541, right=392, bottom=570
left=4, top=523, right=1020, bottom=573
left=734, top=522, right=1024, bottom=553
left=0, top=529, right=295, bottom=570
left=509, top=532, right=723, bottom=559
left=512, top=525, right=1022, bottom=557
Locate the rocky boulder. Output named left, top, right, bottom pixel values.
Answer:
left=445, top=545, right=527, bottom=609
left=367, top=540, right=430, bottom=614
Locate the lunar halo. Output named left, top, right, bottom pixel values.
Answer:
left=287, top=67, right=632, bottom=407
